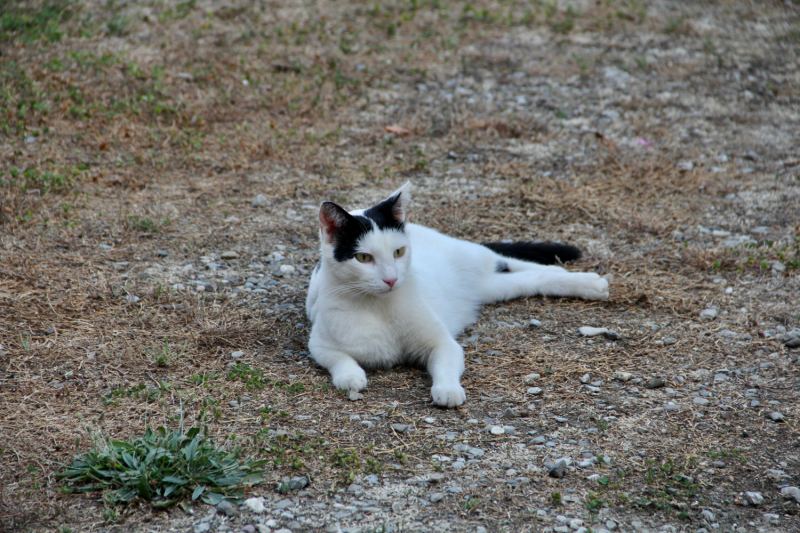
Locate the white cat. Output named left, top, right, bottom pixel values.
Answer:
left=305, top=183, right=609, bottom=408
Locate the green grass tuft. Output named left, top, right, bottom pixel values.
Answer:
left=58, top=425, right=268, bottom=507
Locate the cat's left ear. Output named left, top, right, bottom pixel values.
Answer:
left=383, top=181, right=411, bottom=223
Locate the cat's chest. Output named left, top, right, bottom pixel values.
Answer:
left=322, top=305, right=406, bottom=363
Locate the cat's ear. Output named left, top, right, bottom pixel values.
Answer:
left=383, top=181, right=411, bottom=223
left=319, top=202, right=352, bottom=243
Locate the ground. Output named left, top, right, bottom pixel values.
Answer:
left=1, top=1, right=800, bottom=532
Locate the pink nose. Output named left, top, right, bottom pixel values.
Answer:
left=383, top=278, right=397, bottom=288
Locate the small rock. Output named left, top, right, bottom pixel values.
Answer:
left=769, top=412, right=786, bottom=422
left=529, top=319, right=543, bottom=327
left=347, top=483, right=364, bottom=493
left=763, top=513, right=780, bottom=525
left=252, top=194, right=271, bottom=207
left=447, top=486, right=463, bottom=493
left=527, top=387, right=543, bottom=396
left=289, top=476, right=309, bottom=490
left=217, top=500, right=240, bottom=517
left=662, top=337, right=677, bottom=346
left=579, top=326, right=608, bottom=337
left=242, top=525, right=256, bottom=533
left=786, top=338, right=800, bottom=349
left=523, top=373, right=541, bottom=384
left=244, top=497, right=265, bottom=514
left=156, top=250, right=169, bottom=257
left=221, top=251, right=239, bottom=260
left=348, top=390, right=364, bottom=401
left=391, top=424, right=409, bottom=433
left=745, top=491, right=764, bottom=506
left=781, top=486, right=800, bottom=502
left=280, top=264, right=296, bottom=275
left=430, top=492, right=444, bottom=503
left=677, top=161, right=694, bottom=171
left=361, top=420, right=375, bottom=429
left=549, top=459, right=567, bottom=478
left=231, top=351, right=244, bottom=358
left=644, top=378, right=665, bottom=389
left=694, top=397, right=710, bottom=406
left=424, top=417, right=436, bottom=424
left=229, top=401, right=239, bottom=408
left=195, top=524, right=210, bottom=533
left=700, top=308, right=719, bottom=321
left=503, top=408, right=517, bottom=419
left=613, top=372, right=633, bottom=382
left=579, top=373, right=591, bottom=384
left=490, top=425, right=505, bottom=435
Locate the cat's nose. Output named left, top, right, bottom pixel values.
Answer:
left=383, top=278, right=397, bottom=288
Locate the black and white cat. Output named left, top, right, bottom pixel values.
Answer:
left=305, top=183, right=609, bottom=408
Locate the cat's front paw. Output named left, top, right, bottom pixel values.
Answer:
left=431, top=383, right=466, bottom=408
left=577, top=273, right=609, bottom=300
left=332, top=369, right=368, bottom=391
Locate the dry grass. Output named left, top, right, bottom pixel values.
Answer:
left=2, top=0, right=800, bottom=531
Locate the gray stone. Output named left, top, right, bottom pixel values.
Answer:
left=613, top=372, right=633, bottom=382
left=347, top=483, right=364, bottom=493
left=252, top=194, right=271, bottom=207
left=503, top=408, right=517, bottom=419
left=701, top=509, right=715, bottom=521
left=745, top=491, right=764, bottom=505
left=662, top=338, right=677, bottom=346
left=644, top=377, right=665, bottom=389
left=221, top=251, right=239, bottom=260
left=242, top=525, right=256, bottom=533
left=216, top=500, right=240, bottom=517
left=523, top=373, right=541, bottom=384
left=700, top=308, right=719, bottom=321
left=361, top=420, right=375, bottom=429
left=275, top=498, right=293, bottom=509
left=786, top=338, right=800, bottom=349
left=549, top=459, right=567, bottom=478
left=579, top=326, right=608, bottom=337
left=781, top=486, right=800, bottom=502
left=447, top=485, right=463, bottom=493
left=605, top=520, right=617, bottom=530
left=289, top=476, right=309, bottom=490
left=769, top=412, right=785, bottom=422
left=693, top=397, right=710, bottom=406
left=528, top=387, right=543, bottom=396
left=194, top=524, right=210, bottom=533
left=365, top=474, right=380, bottom=485
left=529, top=319, right=543, bottom=327
left=763, top=513, right=781, bottom=525
left=391, top=424, right=409, bottom=433
left=348, top=390, right=364, bottom=401
left=429, top=492, right=445, bottom=503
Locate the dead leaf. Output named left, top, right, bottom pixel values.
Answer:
left=384, top=125, right=411, bottom=135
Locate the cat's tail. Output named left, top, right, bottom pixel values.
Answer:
left=481, top=241, right=582, bottom=265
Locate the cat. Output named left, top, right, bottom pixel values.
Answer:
left=305, top=183, right=609, bottom=408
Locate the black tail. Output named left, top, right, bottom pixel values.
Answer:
left=482, top=241, right=582, bottom=265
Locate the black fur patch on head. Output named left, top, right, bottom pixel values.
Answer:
left=482, top=242, right=582, bottom=265
left=361, top=192, right=405, bottom=231
left=331, top=214, right=374, bottom=262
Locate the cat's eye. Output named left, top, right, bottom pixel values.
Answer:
left=355, top=253, right=373, bottom=263
left=393, top=247, right=406, bottom=258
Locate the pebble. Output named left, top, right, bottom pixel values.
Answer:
left=252, top=194, right=271, bottom=207
left=490, top=425, right=505, bottom=435
left=700, top=308, right=719, bottom=321
left=216, top=500, right=240, bottom=517
left=786, top=338, right=800, bottom=349
left=231, top=351, right=244, bottom=358
left=579, top=326, right=608, bottom=337
left=242, top=525, right=255, bottom=533
left=527, top=387, right=543, bottom=396
left=662, top=337, right=677, bottom=346
left=644, top=377, right=665, bottom=389
left=430, top=492, right=445, bottom=503
left=503, top=408, right=517, bottom=419
left=745, top=491, right=764, bottom=506
left=289, top=476, right=309, bottom=490
left=280, top=264, right=296, bottom=275
left=447, top=486, right=463, bottom=493
left=549, top=460, right=567, bottom=478
left=348, top=390, right=364, bottom=401
left=523, top=373, right=541, bottom=384
left=529, top=319, right=543, bottom=327
left=361, top=420, right=375, bottom=429
left=763, top=513, right=781, bottom=525
left=613, top=371, right=633, bottom=382
left=769, top=412, right=785, bottom=422
left=391, top=424, right=409, bottom=433
left=221, top=251, right=239, bottom=260
left=781, top=486, right=800, bottom=502
left=347, top=483, right=364, bottom=493
left=693, top=397, right=710, bottom=406
left=243, top=497, right=265, bottom=514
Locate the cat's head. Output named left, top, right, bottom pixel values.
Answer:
left=318, top=183, right=411, bottom=296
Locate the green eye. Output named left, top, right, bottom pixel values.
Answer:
left=355, top=253, right=373, bottom=263
left=393, top=247, right=405, bottom=258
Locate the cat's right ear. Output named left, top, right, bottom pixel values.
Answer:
left=319, top=202, right=351, bottom=243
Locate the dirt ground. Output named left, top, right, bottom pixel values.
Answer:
left=1, top=1, right=799, bottom=532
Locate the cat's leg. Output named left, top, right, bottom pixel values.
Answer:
left=479, top=270, right=609, bottom=303
left=308, top=338, right=368, bottom=391
left=427, top=336, right=467, bottom=408
left=500, top=256, right=569, bottom=273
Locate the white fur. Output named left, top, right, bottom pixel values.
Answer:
left=306, top=184, right=609, bottom=408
